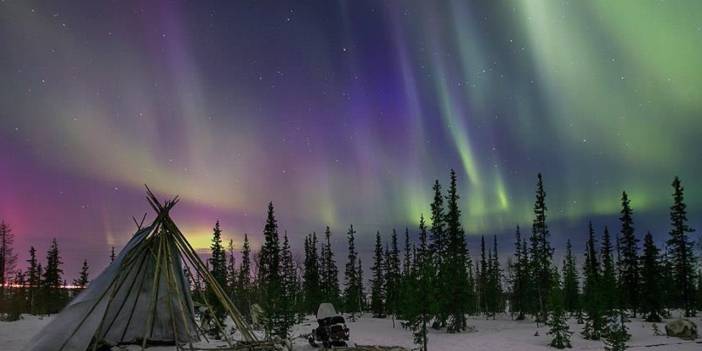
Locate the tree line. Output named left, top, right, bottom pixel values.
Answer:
left=1, top=172, right=699, bottom=350
left=0, top=226, right=92, bottom=320
left=216, top=172, right=700, bottom=350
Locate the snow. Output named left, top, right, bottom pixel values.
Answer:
left=2, top=313, right=700, bottom=350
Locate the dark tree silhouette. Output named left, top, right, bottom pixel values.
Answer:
left=370, top=231, right=385, bottom=317
left=0, top=221, right=17, bottom=299
left=582, top=222, right=604, bottom=340
left=562, top=240, right=580, bottom=315
left=258, top=202, right=282, bottom=338
left=618, top=191, right=640, bottom=317
left=640, top=232, right=663, bottom=322
left=303, top=232, right=321, bottom=314
left=529, top=174, right=553, bottom=323
left=73, top=259, right=89, bottom=290
left=666, top=177, right=697, bottom=317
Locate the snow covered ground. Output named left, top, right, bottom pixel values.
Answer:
left=2, top=313, right=700, bottom=350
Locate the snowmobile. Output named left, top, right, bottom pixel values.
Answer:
left=308, top=303, right=350, bottom=348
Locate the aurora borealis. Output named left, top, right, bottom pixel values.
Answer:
left=0, top=1, right=700, bottom=278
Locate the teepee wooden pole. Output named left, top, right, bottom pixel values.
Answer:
left=132, top=213, right=148, bottom=230
left=159, top=234, right=182, bottom=350
left=142, top=188, right=257, bottom=343
left=174, top=238, right=235, bottom=348
left=169, top=222, right=249, bottom=325
left=142, top=227, right=165, bottom=349
left=166, top=220, right=257, bottom=342
left=164, top=237, right=199, bottom=351
left=180, top=256, right=214, bottom=344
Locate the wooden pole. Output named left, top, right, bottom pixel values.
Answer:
left=180, top=258, right=212, bottom=344
left=174, top=236, right=235, bottom=348
left=159, top=234, right=183, bottom=349
left=143, top=189, right=258, bottom=343
left=166, top=219, right=257, bottom=342
left=164, top=237, right=200, bottom=350
left=142, top=226, right=165, bottom=349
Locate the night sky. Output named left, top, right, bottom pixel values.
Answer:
left=1, top=1, right=701, bottom=279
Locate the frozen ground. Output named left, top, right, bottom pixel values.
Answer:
left=2, top=313, right=700, bottom=350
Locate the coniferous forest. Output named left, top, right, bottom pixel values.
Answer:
left=1, top=171, right=700, bottom=350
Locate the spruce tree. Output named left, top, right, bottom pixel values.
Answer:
left=26, top=246, right=40, bottom=314
left=0, top=221, right=17, bottom=298
left=659, top=248, right=674, bottom=318
left=258, top=202, right=282, bottom=338
left=344, top=224, right=361, bottom=319
left=618, top=191, right=639, bottom=317
left=321, top=226, right=340, bottom=307
left=489, top=235, right=503, bottom=318
left=385, top=229, right=401, bottom=323
left=510, top=226, right=529, bottom=320
left=73, top=259, right=89, bottom=289
left=370, top=231, right=385, bottom=317
left=208, top=220, right=227, bottom=324
left=418, top=216, right=429, bottom=266
left=417, top=215, right=432, bottom=349
left=399, top=228, right=412, bottom=318
left=444, top=169, right=470, bottom=331
left=599, top=226, right=618, bottom=313
left=403, top=228, right=412, bottom=277
left=640, top=232, right=663, bottom=322
left=506, top=256, right=516, bottom=316
left=110, top=247, right=115, bottom=262
left=487, top=249, right=496, bottom=316
left=320, top=237, right=327, bottom=297
left=521, top=236, right=539, bottom=318
left=402, top=215, right=432, bottom=351
left=478, top=235, right=501, bottom=318
left=42, top=238, right=65, bottom=314
left=547, top=281, right=573, bottom=349
left=320, top=236, right=327, bottom=300
left=329, top=231, right=340, bottom=306
left=357, top=258, right=365, bottom=312
left=429, top=180, right=446, bottom=266
left=479, top=236, right=488, bottom=315
left=562, top=240, right=580, bottom=315
left=529, top=174, right=553, bottom=323
left=429, top=179, right=447, bottom=326
left=209, top=221, right=227, bottom=285
left=279, top=232, right=297, bottom=336
left=226, top=239, right=237, bottom=296
left=237, top=234, right=252, bottom=322
left=666, top=177, right=697, bottom=317
left=582, top=222, right=604, bottom=340
left=303, top=232, right=321, bottom=314
left=603, top=311, right=630, bottom=351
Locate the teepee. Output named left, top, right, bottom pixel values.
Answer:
left=26, top=189, right=257, bottom=351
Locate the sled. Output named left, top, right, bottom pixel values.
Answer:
left=308, top=303, right=350, bottom=348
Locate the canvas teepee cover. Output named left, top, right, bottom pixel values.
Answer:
left=26, top=190, right=256, bottom=351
